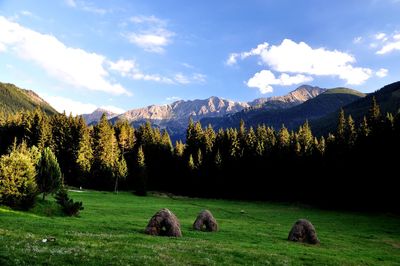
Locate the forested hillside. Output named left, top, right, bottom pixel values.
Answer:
left=0, top=82, right=57, bottom=115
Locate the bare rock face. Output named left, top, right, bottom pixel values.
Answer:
left=288, top=219, right=320, bottom=244
left=145, top=208, right=182, bottom=237
left=193, top=210, right=218, bottom=232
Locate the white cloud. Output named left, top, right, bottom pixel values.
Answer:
left=372, top=31, right=400, bottom=54
left=247, top=70, right=313, bottom=94
left=125, top=15, right=174, bottom=53
left=229, top=39, right=372, bottom=85
left=192, top=73, right=207, bottom=83
left=42, top=95, right=124, bottom=115
left=100, top=105, right=125, bottom=114
left=131, top=72, right=174, bottom=84
left=375, top=33, right=387, bottom=41
left=376, top=68, right=388, bottom=78
left=166, top=96, right=182, bottom=102
left=66, top=0, right=107, bottom=15
left=130, top=15, right=165, bottom=25
left=0, top=16, right=131, bottom=96
left=376, top=39, right=400, bottom=54
left=353, top=36, right=363, bottom=44
left=44, top=95, right=97, bottom=115
left=65, top=0, right=77, bottom=7
left=20, top=10, right=33, bottom=17
left=109, top=58, right=205, bottom=85
left=0, top=42, right=6, bottom=52
left=174, top=73, right=190, bottom=84
left=181, top=63, right=194, bottom=69
left=226, top=53, right=239, bottom=66
left=226, top=42, right=269, bottom=65
left=109, top=59, right=136, bottom=77
left=126, top=32, right=173, bottom=53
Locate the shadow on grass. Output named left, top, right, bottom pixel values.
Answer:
left=29, top=198, right=65, bottom=217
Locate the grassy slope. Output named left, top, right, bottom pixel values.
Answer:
left=0, top=82, right=57, bottom=115
left=1, top=191, right=399, bottom=265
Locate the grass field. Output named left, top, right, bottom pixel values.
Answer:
left=1, top=190, right=400, bottom=265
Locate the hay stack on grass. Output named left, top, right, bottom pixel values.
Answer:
left=288, top=219, right=320, bottom=244
left=193, top=210, right=218, bottom=232
left=145, top=208, right=182, bottom=237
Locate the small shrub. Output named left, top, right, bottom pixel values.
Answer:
left=55, top=188, right=84, bottom=216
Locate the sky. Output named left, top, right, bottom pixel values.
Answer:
left=0, top=0, right=400, bottom=115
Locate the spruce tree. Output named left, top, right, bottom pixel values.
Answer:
left=346, top=115, right=357, bottom=147
left=337, top=109, right=346, bottom=144
left=174, top=140, right=185, bottom=157
left=114, top=155, right=128, bottom=193
left=188, top=154, right=195, bottom=170
left=368, top=96, right=381, bottom=124
left=92, top=114, right=121, bottom=190
left=37, top=147, right=62, bottom=200
left=136, top=146, right=147, bottom=196
left=215, top=149, right=222, bottom=168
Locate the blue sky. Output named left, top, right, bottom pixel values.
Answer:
left=0, top=0, right=399, bottom=115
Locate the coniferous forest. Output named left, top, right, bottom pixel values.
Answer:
left=0, top=96, right=398, bottom=212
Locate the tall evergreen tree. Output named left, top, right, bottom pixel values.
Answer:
left=337, top=108, right=346, bottom=144
left=92, top=114, right=121, bottom=190
left=135, top=146, right=147, bottom=196
left=37, top=147, right=62, bottom=200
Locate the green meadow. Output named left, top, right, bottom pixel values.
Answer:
left=1, top=190, right=399, bottom=265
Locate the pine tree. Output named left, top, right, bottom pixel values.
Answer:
left=114, top=155, right=128, bottom=193
left=278, top=125, right=290, bottom=149
left=161, top=130, right=173, bottom=152
left=92, top=114, right=121, bottom=190
left=337, top=109, right=346, bottom=144
left=359, top=116, right=370, bottom=138
left=298, top=121, right=313, bottom=155
left=188, top=154, right=195, bottom=170
left=37, top=147, right=62, bottom=200
left=346, top=115, right=357, bottom=147
left=368, top=96, right=381, bottom=124
left=203, top=124, right=216, bottom=154
left=115, top=120, right=135, bottom=154
left=214, top=149, right=222, bottom=168
left=245, top=127, right=257, bottom=156
left=316, top=136, right=326, bottom=156
left=76, top=119, right=93, bottom=178
left=174, top=140, right=185, bottom=157
left=136, top=146, right=147, bottom=196
left=196, top=148, right=203, bottom=168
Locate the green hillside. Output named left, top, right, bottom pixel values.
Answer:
left=311, top=81, right=400, bottom=135
left=0, top=82, right=57, bottom=115
left=202, top=88, right=365, bottom=130
left=1, top=190, right=399, bottom=265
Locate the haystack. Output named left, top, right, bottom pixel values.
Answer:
left=288, top=219, right=320, bottom=244
left=193, top=210, right=218, bottom=232
left=144, top=208, right=182, bottom=237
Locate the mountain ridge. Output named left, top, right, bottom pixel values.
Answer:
left=201, top=87, right=366, bottom=132
left=0, top=82, right=57, bottom=115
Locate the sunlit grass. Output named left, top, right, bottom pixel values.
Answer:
left=1, top=190, right=399, bottom=265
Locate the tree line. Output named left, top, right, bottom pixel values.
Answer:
left=0, top=97, right=398, bottom=212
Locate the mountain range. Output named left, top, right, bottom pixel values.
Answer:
left=102, top=85, right=326, bottom=140
left=201, top=87, right=366, bottom=132
left=2, top=80, right=400, bottom=140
